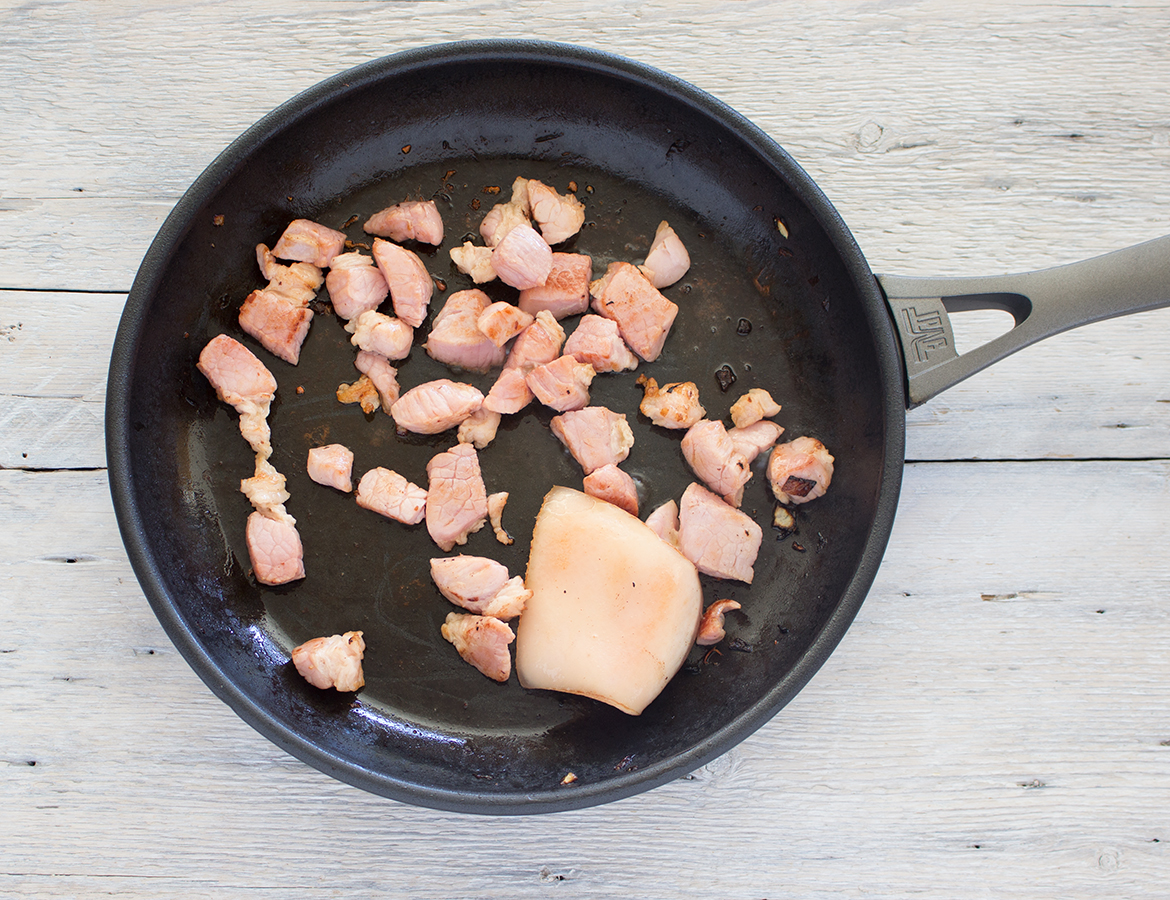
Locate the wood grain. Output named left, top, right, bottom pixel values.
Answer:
left=1, top=1, right=1168, bottom=897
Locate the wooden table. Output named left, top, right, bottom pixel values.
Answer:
left=3, top=2, right=1168, bottom=896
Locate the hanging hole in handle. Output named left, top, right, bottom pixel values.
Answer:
left=941, top=292, right=1032, bottom=356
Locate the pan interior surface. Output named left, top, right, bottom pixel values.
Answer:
left=108, top=43, right=903, bottom=813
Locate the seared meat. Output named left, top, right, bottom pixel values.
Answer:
left=637, top=376, right=705, bottom=429
left=518, top=253, right=592, bottom=319
left=492, top=223, right=553, bottom=290
left=271, top=219, right=347, bottom=269
left=589, top=261, right=678, bottom=362
left=582, top=463, right=639, bottom=516
left=246, top=510, right=305, bottom=585
left=487, top=491, right=513, bottom=545
left=391, top=379, right=484, bottom=435
left=353, top=350, right=400, bottom=411
left=730, top=387, right=782, bottom=429
left=676, top=482, right=763, bottom=584
left=306, top=443, right=354, bottom=492
left=549, top=406, right=634, bottom=475
left=644, top=499, right=680, bottom=548
left=768, top=436, right=835, bottom=505
left=425, top=290, right=507, bottom=372
left=696, top=599, right=741, bottom=646
left=291, top=631, right=365, bottom=692
left=364, top=199, right=443, bottom=245
left=526, top=179, right=586, bottom=245
left=483, top=310, right=565, bottom=415
left=449, top=241, right=498, bottom=283
left=564, top=314, right=639, bottom=374
left=525, top=354, right=595, bottom=412
left=441, top=613, right=515, bottom=682
left=355, top=467, right=427, bottom=524
left=479, top=176, right=531, bottom=246
left=326, top=251, right=389, bottom=322
left=425, top=443, right=489, bottom=552
left=371, top=238, right=432, bottom=328
left=681, top=419, right=752, bottom=507
left=637, top=220, right=690, bottom=288
left=457, top=406, right=502, bottom=450
left=347, top=309, right=413, bottom=361
left=728, top=420, right=783, bottom=464
left=477, top=301, right=533, bottom=347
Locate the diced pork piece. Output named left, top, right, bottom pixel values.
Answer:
left=458, top=406, right=501, bottom=450
left=371, top=238, right=433, bottom=328
left=425, top=290, right=507, bottom=372
left=256, top=245, right=325, bottom=305
left=306, top=443, right=354, bottom=492
left=479, top=176, right=531, bottom=247
left=730, top=388, right=782, bottom=429
left=644, top=499, right=680, bottom=548
left=364, top=199, right=443, bottom=245
left=549, top=406, right=634, bottom=475
left=391, top=379, right=484, bottom=435
left=271, top=219, right=347, bottom=269
left=240, top=459, right=291, bottom=518
left=355, top=467, right=427, bottom=524
left=638, top=220, right=690, bottom=288
left=696, top=599, right=742, bottom=646
left=582, top=463, right=639, bottom=516
left=564, top=314, right=639, bottom=374
left=487, top=491, right=513, bottom=545
left=676, top=482, right=763, bottom=584
left=637, top=376, right=705, bottom=429
left=482, top=367, right=532, bottom=416
left=477, top=301, right=534, bottom=347
left=518, top=253, right=592, bottom=319
left=681, top=419, right=752, bottom=507
left=492, top=224, right=553, bottom=290
left=728, top=420, right=784, bottom=464
left=246, top=510, right=305, bottom=585
left=441, top=613, right=514, bottom=682
left=239, top=288, right=314, bottom=365
left=484, top=576, right=532, bottom=620
left=347, top=309, right=413, bottom=361
left=354, top=350, right=400, bottom=411
left=291, top=631, right=365, bottom=692
left=426, top=443, right=489, bottom=552
left=336, top=375, right=380, bottom=414
left=525, top=354, right=595, bottom=412
left=430, top=555, right=510, bottom=611
left=430, top=557, right=531, bottom=619
left=527, top=179, right=586, bottom=245
left=483, top=310, right=566, bottom=415
left=590, top=262, right=679, bottom=362
left=197, top=333, right=277, bottom=410
left=768, top=436, right=835, bottom=505
left=326, top=251, right=389, bottom=321
left=449, top=241, right=497, bottom=283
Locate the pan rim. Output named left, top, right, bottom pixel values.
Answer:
left=106, top=38, right=906, bottom=814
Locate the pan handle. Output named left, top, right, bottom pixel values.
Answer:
left=876, top=235, right=1170, bottom=409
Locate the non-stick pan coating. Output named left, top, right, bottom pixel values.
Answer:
left=107, top=42, right=905, bottom=813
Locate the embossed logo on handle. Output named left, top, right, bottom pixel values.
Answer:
left=899, top=305, right=950, bottom=361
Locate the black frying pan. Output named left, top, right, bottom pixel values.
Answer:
left=106, top=41, right=1170, bottom=814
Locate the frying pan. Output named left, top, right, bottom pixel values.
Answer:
left=106, top=40, right=1170, bottom=814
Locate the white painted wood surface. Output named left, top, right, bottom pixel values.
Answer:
left=1, top=1, right=1167, bottom=897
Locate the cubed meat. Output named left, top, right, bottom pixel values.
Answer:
left=246, top=511, right=306, bottom=585
left=271, top=219, right=347, bottom=269
left=371, top=238, right=433, bottom=328
left=589, top=261, right=678, bottom=362
left=676, top=482, right=762, bottom=584
left=549, top=406, right=634, bottom=475
left=306, top=443, right=354, bottom=492
left=518, top=252, right=592, bottom=319
left=355, top=467, right=427, bottom=524
left=326, top=251, right=389, bottom=321
left=364, top=199, right=443, bottom=245
left=768, top=436, right=835, bottom=505
left=391, top=379, right=484, bottom=435
left=426, top=443, right=489, bottom=552
left=291, top=631, right=365, bottom=692
left=564, top=314, right=639, bottom=374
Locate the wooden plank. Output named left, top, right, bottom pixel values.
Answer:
left=1, top=1, right=1168, bottom=291
left=0, top=462, right=1166, bottom=897
left=0, top=291, right=122, bottom=470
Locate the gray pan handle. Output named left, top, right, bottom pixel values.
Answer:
left=876, top=235, right=1170, bottom=408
